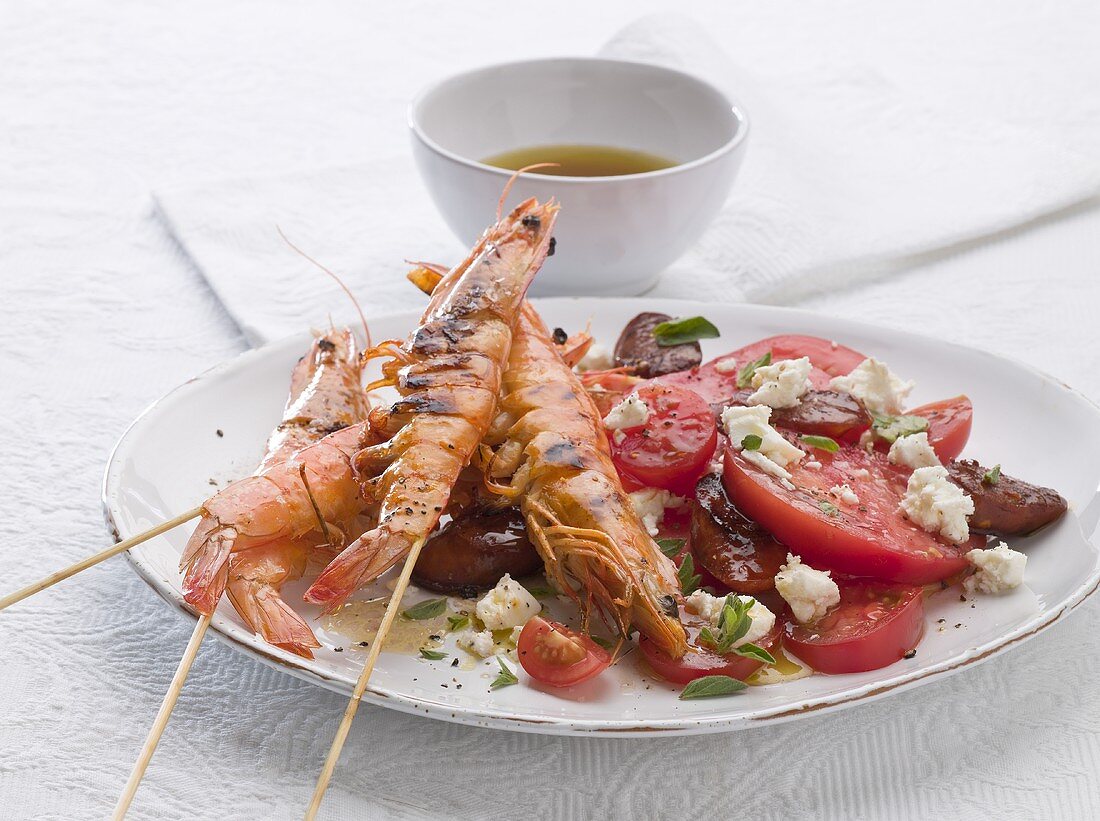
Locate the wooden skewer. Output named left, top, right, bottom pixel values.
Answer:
left=113, top=611, right=213, bottom=820
left=0, top=506, right=203, bottom=612
left=304, top=537, right=428, bottom=820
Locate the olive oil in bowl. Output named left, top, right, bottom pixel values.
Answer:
left=482, top=144, right=677, bottom=177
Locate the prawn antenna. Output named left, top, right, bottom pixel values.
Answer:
left=277, top=226, right=372, bottom=349
left=496, top=163, right=560, bottom=222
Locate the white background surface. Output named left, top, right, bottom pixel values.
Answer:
left=2, top=2, right=1099, bottom=820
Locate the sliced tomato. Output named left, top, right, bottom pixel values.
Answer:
left=609, top=383, right=717, bottom=495
left=516, top=617, right=611, bottom=687
left=911, top=395, right=972, bottom=462
left=639, top=610, right=781, bottom=684
left=783, top=580, right=925, bottom=674
left=722, top=443, right=981, bottom=584
left=658, top=334, right=867, bottom=406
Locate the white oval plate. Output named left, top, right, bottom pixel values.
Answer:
left=104, top=298, right=1100, bottom=736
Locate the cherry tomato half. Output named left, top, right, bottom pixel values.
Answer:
left=609, top=383, right=717, bottom=495
left=516, top=617, right=611, bottom=687
left=658, top=334, right=868, bottom=406
left=784, top=580, right=925, bottom=674
left=639, top=611, right=782, bottom=685
left=722, top=442, right=981, bottom=584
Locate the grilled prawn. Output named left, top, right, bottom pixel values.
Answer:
left=181, top=328, right=378, bottom=653
left=485, top=304, right=689, bottom=658
left=302, top=197, right=559, bottom=611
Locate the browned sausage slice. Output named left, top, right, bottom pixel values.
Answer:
left=713, top=389, right=872, bottom=441
left=412, top=507, right=543, bottom=596
left=690, top=474, right=788, bottom=593
left=947, top=460, right=1068, bottom=536
left=613, top=312, right=702, bottom=378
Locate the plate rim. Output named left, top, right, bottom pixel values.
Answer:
left=103, top=297, right=1100, bottom=736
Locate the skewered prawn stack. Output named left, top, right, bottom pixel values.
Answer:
left=181, top=327, right=373, bottom=656
left=302, top=197, right=560, bottom=610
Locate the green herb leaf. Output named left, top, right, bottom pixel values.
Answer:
left=800, top=434, right=840, bottom=453
left=982, top=464, right=1001, bottom=486
left=419, top=648, right=448, bottom=660
left=446, top=614, right=469, bottom=631
left=731, top=642, right=776, bottom=665
left=652, top=316, right=721, bottom=347
left=656, top=537, right=686, bottom=558
left=490, top=658, right=519, bottom=690
left=677, top=553, right=702, bottom=595
left=736, top=351, right=772, bottom=389
left=524, top=584, right=555, bottom=598
left=871, top=413, right=929, bottom=444
left=741, top=434, right=763, bottom=451
left=591, top=635, right=616, bottom=651
left=679, top=675, right=748, bottom=700
left=699, top=595, right=755, bottom=654
left=401, top=597, right=448, bottom=621
left=819, top=500, right=840, bottom=517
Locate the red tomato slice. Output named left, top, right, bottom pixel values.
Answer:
left=609, top=383, right=717, bottom=495
left=910, top=395, right=973, bottom=462
left=639, top=610, right=781, bottom=684
left=658, top=334, right=867, bottom=406
left=784, top=580, right=925, bottom=674
left=722, top=443, right=981, bottom=584
left=516, top=617, right=611, bottom=687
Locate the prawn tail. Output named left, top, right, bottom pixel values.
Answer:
left=302, top=527, right=413, bottom=614
left=180, top=517, right=237, bottom=615
left=225, top=577, right=320, bottom=659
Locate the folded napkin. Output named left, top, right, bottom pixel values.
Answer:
left=156, top=13, right=1100, bottom=346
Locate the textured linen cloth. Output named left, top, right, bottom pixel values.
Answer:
left=154, top=16, right=1100, bottom=345
left=3, top=3, right=1100, bottom=820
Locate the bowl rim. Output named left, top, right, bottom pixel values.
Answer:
left=407, top=56, right=749, bottom=184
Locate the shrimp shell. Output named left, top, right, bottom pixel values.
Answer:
left=486, top=303, right=689, bottom=658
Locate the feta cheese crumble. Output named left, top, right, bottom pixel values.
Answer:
left=829, top=357, right=914, bottom=415
left=899, top=466, right=974, bottom=544
left=629, top=488, right=688, bottom=536
left=721, top=405, right=805, bottom=482
left=685, top=590, right=776, bottom=647
left=829, top=483, right=860, bottom=506
left=746, top=356, right=813, bottom=409
left=964, top=543, right=1027, bottom=595
left=576, top=342, right=613, bottom=372
left=475, top=574, right=541, bottom=631
left=774, top=553, right=841, bottom=623
left=888, top=431, right=941, bottom=470
left=714, top=356, right=739, bottom=374
left=455, top=627, right=501, bottom=658
left=603, top=394, right=650, bottom=444
left=805, top=460, right=822, bottom=471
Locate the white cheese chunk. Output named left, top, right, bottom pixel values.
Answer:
left=576, top=342, right=613, bottom=372
left=829, top=357, right=914, bottom=415
left=721, top=405, right=805, bottom=482
left=685, top=590, right=776, bottom=647
left=713, top=356, right=739, bottom=374
left=602, top=393, right=650, bottom=433
left=628, top=488, right=688, bottom=536
left=455, top=627, right=500, bottom=658
left=747, top=357, right=813, bottom=409
left=829, top=483, right=860, bottom=506
left=804, top=460, right=822, bottom=471
left=888, top=432, right=941, bottom=470
left=899, top=466, right=974, bottom=544
left=964, top=543, right=1027, bottom=595
left=774, top=553, right=841, bottom=623
left=475, top=574, right=541, bottom=631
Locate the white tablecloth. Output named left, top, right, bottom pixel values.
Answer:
left=2, top=3, right=1099, bottom=819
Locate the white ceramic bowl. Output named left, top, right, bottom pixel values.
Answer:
left=408, top=58, right=748, bottom=296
